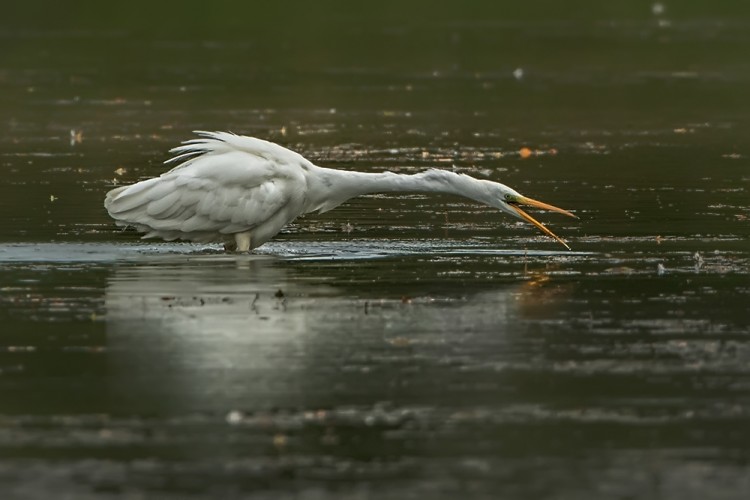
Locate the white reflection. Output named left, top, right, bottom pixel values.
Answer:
left=104, top=255, right=565, bottom=412
left=104, top=254, right=336, bottom=412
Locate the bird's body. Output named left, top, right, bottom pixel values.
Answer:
left=105, top=131, right=575, bottom=251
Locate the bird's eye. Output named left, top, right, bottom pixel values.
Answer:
left=504, top=194, right=512, bottom=200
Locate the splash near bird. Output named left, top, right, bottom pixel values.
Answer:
left=105, top=132, right=576, bottom=251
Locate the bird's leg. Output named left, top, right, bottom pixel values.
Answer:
left=234, top=232, right=252, bottom=253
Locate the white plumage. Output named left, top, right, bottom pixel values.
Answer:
left=105, top=131, right=575, bottom=251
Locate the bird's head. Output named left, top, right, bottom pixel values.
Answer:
left=491, top=185, right=577, bottom=250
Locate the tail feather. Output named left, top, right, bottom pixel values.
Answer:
left=105, top=178, right=166, bottom=215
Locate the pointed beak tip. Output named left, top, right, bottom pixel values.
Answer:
left=509, top=203, right=572, bottom=250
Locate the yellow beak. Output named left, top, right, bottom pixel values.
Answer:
left=508, top=195, right=576, bottom=250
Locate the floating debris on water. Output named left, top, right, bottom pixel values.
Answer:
left=387, top=337, right=412, bottom=347
left=69, top=129, right=83, bottom=146
left=272, top=433, right=288, bottom=448
left=657, top=263, right=667, bottom=276
left=226, top=410, right=244, bottom=425
left=652, top=2, right=665, bottom=15
left=693, top=251, right=704, bottom=272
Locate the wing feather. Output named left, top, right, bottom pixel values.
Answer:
left=145, top=189, right=183, bottom=217
left=105, top=132, right=311, bottom=243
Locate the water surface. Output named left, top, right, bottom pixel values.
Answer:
left=1, top=3, right=749, bottom=499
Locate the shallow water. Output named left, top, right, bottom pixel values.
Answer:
left=2, top=3, right=750, bottom=499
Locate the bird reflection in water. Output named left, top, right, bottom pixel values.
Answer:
left=104, top=254, right=572, bottom=413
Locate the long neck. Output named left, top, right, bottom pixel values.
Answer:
left=305, top=166, right=497, bottom=213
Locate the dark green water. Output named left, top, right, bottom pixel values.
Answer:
left=1, top=2, right=749, bottom=499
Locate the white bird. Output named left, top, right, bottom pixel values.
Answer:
left=105, top=131, right=576, bottom=252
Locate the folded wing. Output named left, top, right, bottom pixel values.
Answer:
left=105, top=132, right=310, bottom=243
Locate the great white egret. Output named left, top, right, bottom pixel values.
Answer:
left=105, top=131, right=576, bottom=251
